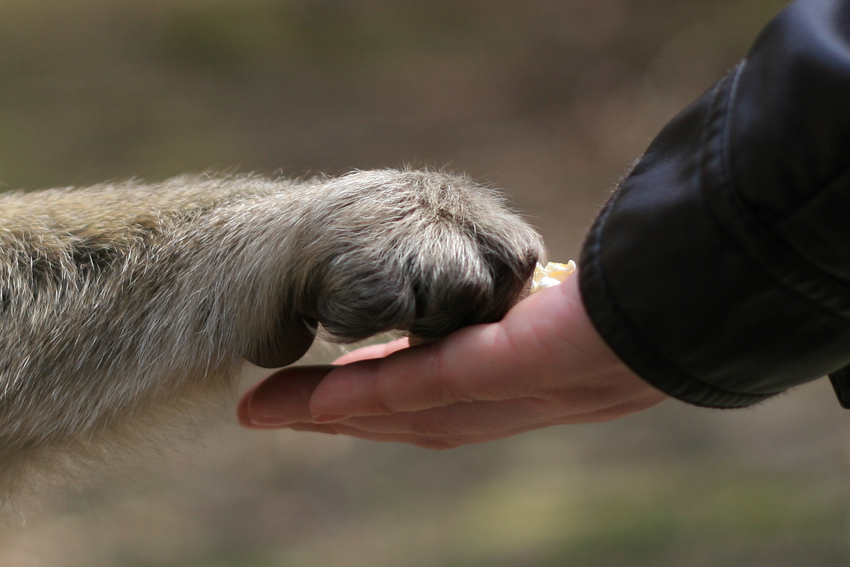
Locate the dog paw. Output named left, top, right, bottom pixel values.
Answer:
left=244, top=170, right=545, bottom=368
left=307, top=170, right=545, bottom=342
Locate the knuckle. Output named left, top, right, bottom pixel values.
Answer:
left=372, top=358, right=403, bottom=413
left=525, top=395, right=563, bottom=414
left=409, top=416, right=455, bottom=438
left=427, top=348, right=473, bottom=406
left=372, top=358, right=409, bottom=413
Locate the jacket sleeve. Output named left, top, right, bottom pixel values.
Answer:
left=578, top=0, right=850, bottom=408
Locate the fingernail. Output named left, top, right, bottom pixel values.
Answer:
left=241, top=365, right=335, bottom=428
left=312, top=414, right=348, bottom=424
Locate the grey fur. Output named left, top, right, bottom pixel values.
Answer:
left=0, top=169, right=545, bottom=496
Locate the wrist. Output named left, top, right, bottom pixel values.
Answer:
left=563, top=271, right=669, bottom=403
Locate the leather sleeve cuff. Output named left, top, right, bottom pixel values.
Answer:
left=579, top=34, right=850, bottom=409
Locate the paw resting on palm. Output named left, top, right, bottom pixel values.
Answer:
left=245, top=170, right=545, bottom=368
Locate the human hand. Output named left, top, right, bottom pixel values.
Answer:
left=237, top=271, right=668, bottom=448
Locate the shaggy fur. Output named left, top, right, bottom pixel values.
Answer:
left=0, top=169, right=545, bottom=497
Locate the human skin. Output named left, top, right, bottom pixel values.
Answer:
left=238, top=270, right=668, bottom=448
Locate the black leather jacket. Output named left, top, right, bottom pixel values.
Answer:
left=578, top=0, right=850, bottom=408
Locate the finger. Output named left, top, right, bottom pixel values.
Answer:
left=313, top=397, right=555, bottom=437
left=310, top=322, right=526, bottom=418
left=333, top=338, right=410, bottom=365
left=310, top=274, right=652, bottom=420
left=287, top=421, right=549, bottom=449
left=284, top=423, right=339, bottom=434
left=238, top=365, right=334, bottom=428
left=304, top=382, right=663, bottom=437
left=309, top=282, right=590, bottom=418
left=249, top=380, right=664, bottom=436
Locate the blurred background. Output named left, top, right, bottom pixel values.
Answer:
left=1, top=0, right=848, bottom=565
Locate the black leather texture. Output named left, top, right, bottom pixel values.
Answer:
left=579, top=0, right=850, bottom=408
